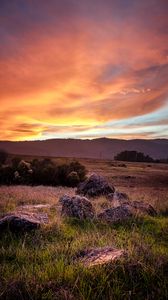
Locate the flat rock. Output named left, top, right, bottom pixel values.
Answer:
left=0, top=212, right=48, bottom=232
left=78, top=247, right=125, bottom=267
left=98, top=206, right=133, bottom=223
left=76, top=174, right=115, bottom=197
left=60, top=195, right=95, bottom=220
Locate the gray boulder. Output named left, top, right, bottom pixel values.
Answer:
left=0, top=213, right=41, bottom=232
left=76, top=174, right=115, bottom=197
left=60, top=195, right=95, bottom=220
left=98, top=206, right=133, bottom=223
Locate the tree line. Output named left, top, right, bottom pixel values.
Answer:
left=114, top=150, right=168, bottom=163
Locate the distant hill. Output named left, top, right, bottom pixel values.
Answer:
left=0, top=138, right=168, bottom=159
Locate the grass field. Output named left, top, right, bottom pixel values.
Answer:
left=0, top=159, right=168, bottom=299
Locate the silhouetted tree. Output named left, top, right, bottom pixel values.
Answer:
left=114, top=150, right=154, bottom=162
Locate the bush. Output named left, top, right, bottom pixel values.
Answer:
left=0, top=166, right=14, bottom=184
left=0, top=157, right=87, bottom=187
left=11, top=157, right=22, bottom=169
left=0, top=149, right=8, bottom=164
left=69, top=161, right=86, bottom=181
left=32, top=163, right=58, bottom=186
left=67, top=171, right=80, bottom=187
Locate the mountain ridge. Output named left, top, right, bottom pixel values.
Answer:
left=0, top=138, right=167, bottom=159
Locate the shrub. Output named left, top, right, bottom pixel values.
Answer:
left=66, top=171, right=80, bottom=187
left=0, top=149, right=8, bottom=164
left=32, top=164, right=58, bottom=186
left=16, top=160, right=32, bottom=184
left=0, top=158, right=87, bottom=187
left=56, top=161, right=87, bottom=186
left=11, top=157, right=22, bottom=169
left=0, top=166, right=14, bottom=184
left=69, top=161, right=87, bottom=181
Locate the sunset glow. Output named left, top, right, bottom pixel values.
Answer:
left=0, top=0, right=168, bottom=140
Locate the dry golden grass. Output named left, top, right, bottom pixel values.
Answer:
left=0, top=185, right=74, bottom=215
left=79, top=159, right=168, bottom=213
left=0, top=159, right=168, bottom=214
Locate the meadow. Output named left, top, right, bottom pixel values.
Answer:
left=0, top=158, right=168, bottom=299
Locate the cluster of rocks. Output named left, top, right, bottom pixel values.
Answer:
left=0, top=173, right=158, bottom=268
left=0, top=173, right=157, bottom=233
left=61, top=174, right=157, bottom=222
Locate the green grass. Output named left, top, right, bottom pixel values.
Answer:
left=0, top=216, right=168, bottom=299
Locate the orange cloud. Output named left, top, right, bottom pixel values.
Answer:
left=0, top=0, right=168, bottom=140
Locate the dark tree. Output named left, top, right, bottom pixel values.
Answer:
left=0, top=149, right=8, bottom=164
left=114, top=150, right=154, bottom=162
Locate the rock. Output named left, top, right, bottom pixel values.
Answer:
left=129, top=201, right=157, bottom=216
left=108, top=191, right=129, bottom=207
left=59, top=194, right=70, bottom=204
left=77, top=247, right=125, bottom=267
left=0, top=213, right=43, bottom=232
left=98, top=206, right=133, bottom=223
left=76, top=174, right=115, bottom=197
left=60, top=195, right=95, bottom=220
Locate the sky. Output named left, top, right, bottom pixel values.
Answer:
left=0, top=0, right=168, bottom=141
